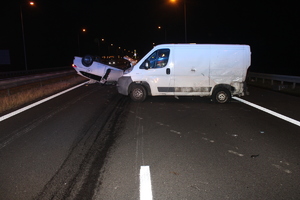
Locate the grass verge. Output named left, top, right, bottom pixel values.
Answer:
left=0, top=76, right=87, bottom=115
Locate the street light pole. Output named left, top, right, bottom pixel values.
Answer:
left=20, top=5, right=28, bottom=71
left=20, top=2, right=35, bottom=71
left=77, top=33, right=80, bottom=56
left=77, top=28, right=86, bottom=56
left=158, top=26, right=167, bottom=43
left=170, top=0, right=187, bottom=42
left=184, top=0, right=187, bottom=43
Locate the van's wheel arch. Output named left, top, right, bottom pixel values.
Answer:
left=130, top=84, right=147, bottom=102
left=212, top=87, right=231, bottom=103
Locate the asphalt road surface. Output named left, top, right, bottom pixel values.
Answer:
left=0, top=84, right=299, bottom=200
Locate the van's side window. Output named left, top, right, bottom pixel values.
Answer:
left=140, top=49, right=170, bottom=69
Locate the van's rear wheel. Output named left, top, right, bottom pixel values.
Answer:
left=212, top=88, right=231, bottom=103
left=130, top=84, right=147, bottom=102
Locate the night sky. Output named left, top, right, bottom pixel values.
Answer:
left=1, top=0, right=299, bottom=75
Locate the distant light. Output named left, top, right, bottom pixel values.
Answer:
left=82, top=28, right=86, bottom=32
left=29, top=1, right=35, bottom=6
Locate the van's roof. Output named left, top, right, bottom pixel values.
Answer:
left=154, top=43, right=250, bottom=49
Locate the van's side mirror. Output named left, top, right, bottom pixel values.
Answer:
left=144, top=61, right=150, bottom=70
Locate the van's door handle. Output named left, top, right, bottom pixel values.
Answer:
left=166, top=68, right=170, bottom=74
left=191, top=68, right=196, bottom=72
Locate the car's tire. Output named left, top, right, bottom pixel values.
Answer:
left=82, top=55, right=94, bottom=67
left=130, top=84, right=147, bottom=102
left=212, top=88, right=231, bottom=103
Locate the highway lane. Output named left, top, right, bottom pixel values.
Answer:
left=94, top=86, right=300, bottom=199
left=242, top=85, right=300, bottom=122
left=0, top=84, right=299, bottom=199
left=0, top=84, right=130, bottom=200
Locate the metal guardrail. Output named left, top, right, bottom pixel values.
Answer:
left=247, top=72, right=300, bottom=89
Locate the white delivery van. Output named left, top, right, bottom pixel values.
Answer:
left=117, top=44, right=251, bottom=103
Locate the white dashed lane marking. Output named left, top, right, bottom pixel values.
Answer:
left=140, top=166, right=153, bottom=200
left=0, top=82, right=87, bottom=122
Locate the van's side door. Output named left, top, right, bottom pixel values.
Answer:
left=139, top=48, right=174, bottom=96
left=173, top=47, right=212, bottom=95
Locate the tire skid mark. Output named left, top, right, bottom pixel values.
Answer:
left=34, top=95, right=130, bottom=200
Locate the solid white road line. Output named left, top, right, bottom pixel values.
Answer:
left=233, top=97, right=300, bottom=127
left=140, top=166, right=153, bottom=200
left=0, top=82, right=87, bottom=122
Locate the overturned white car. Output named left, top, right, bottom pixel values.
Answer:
left=72, top=55, right=134, bottom=84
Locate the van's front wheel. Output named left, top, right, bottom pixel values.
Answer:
left=130, top=84, right=147, bottom=102
left=212, top=88, right=231, bottom=103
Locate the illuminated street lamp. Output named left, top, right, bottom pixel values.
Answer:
left=20, top=1, right=35, bottom=71
left=170, top=0, right=187, bottom=42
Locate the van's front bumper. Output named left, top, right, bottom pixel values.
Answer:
left=117, top=76, right=133, bottom=95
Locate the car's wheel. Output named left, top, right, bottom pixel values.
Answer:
left=82, top=55, right=94, bottom=67
left=130, top=84, right=147, bottom=102
left=212, top=88, right=231, bottom=103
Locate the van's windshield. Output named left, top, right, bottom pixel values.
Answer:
left=140, top=49, right=170, bottom=69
